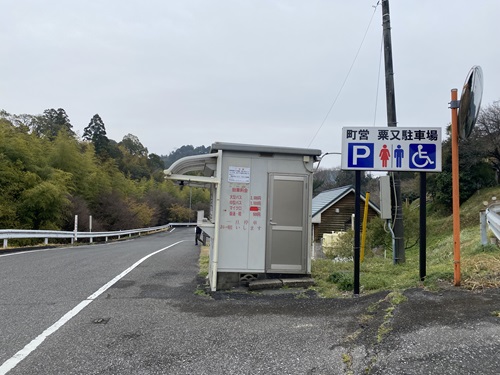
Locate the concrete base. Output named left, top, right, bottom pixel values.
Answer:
left=248, top=279, right=283, bottom=291
left=216, top=272, right=315, bottom=291
left=216, top=272, right=242, bottom=290
left=281, top=277, right=315, bottom=288
left=248, top=277, right=315, bottom=291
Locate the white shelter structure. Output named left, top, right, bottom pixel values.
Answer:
left=164, top=142, right=321, bottom=291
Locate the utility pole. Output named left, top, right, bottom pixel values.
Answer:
left=382, top=0, right=405, bottom=263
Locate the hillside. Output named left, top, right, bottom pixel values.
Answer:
left=312, top=186, right=500, bottom=297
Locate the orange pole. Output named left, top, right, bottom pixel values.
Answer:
left=451, top=88, right=460, bottom=286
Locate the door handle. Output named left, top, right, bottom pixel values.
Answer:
left=269, top=220, right=277, bottom=225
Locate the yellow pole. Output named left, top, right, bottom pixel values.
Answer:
left=360, top=192, right=370, bottom=262
left=451, top=88, right=461, bottom=286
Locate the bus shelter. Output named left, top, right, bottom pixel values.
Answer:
left=164, top=142, right=321, bottom=291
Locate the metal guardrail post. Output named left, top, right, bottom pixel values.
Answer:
left=480, top=211, right=488, bottom=245
left=485, top=204, right=500, bottom=244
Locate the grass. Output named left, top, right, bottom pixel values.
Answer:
left=312, top=187, right=500, bottom=297
left=198, top=245, right=209, bottom=278
left=193, top=187, right=500, bottom=297
left=194, top=245, right=210, bottom=297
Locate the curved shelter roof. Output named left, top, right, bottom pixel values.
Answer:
left=164, top=152, right=220, bottom=187
left=164, top=142, right=322, bottom=187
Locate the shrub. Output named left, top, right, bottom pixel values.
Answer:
left=328, top=271, right=353, bottom=291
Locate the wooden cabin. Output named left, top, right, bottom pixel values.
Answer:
left=312, top=186, right=380, bottom=242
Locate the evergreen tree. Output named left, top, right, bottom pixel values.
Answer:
left=33, top=108, right=75, bottom=139
left=83, top=114, right=110, bottom=158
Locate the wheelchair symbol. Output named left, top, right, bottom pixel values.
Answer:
left=410, top=144, right=435, bottom=169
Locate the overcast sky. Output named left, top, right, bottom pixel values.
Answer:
left=2, top=1, right=499, bottom=168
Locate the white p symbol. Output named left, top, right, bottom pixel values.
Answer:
left=353, top=145, right=371, bottom=165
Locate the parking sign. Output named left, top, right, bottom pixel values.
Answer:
left=341, top=127, right=442, bottom=172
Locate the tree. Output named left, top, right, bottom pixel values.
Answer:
left=120, top=134, right=148, bottom=157
left=32, top=108, right=75, bottom=139
left=91, top=191, right=142, bottom=230
left=117, top=134, right=150, bottom=180
left=0, top=110, right=33, bottom=133
left=313, top=168, right=338, bottom=195
left=147, top=153, right=166, bottom=182
left=474, top=101, right=500, bottom=181
left=428, top=123, right=496, bottom=208
left=168, top=203, right=194, bottom=223
left=147, top=153, right=165, bottom=171
left=333, top=169, right=373, bottom=193
left=83, top=114, right=110, bottom=158
left=17, top=170, right=72, bottom=229
left=1, top=108, right=213, bottom=232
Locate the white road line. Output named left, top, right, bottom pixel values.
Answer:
left=0, top=239, right=137, bottom=258
left=0, top=247, right=71, bottom=257
left=0, top=240, right=184, bottom=375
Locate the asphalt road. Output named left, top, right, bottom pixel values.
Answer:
left=1, top=227, right=500, bottom=374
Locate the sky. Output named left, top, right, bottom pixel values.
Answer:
left=2, top=0, right=499, bottom=169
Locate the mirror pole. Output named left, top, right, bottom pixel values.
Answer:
left=451, top=88, right=461, bottom=286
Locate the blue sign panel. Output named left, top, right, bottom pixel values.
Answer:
left=341, top=127, right=442, bottom=172
left=409, top=144, right=437, bottom=170
left=347, top=143, right=374, bottom=168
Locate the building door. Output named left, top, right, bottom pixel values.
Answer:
left=266, top=174, right=308, bottom=273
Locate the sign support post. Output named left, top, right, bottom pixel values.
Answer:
left=419, top=172, right=427, bottom=281
left=342, top=126, right=442, bottom=295
left=354, top=170, right=361, bottom=296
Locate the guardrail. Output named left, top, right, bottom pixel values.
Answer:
left=482, top=204, right=500, bottom=244
left=0, top=224, right=172, bottom=249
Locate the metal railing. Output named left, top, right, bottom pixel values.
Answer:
left=0, top=224, right=172, bottom=249
left=482, top=204, right=500, bottom=244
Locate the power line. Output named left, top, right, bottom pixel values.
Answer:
left=373, top=34, right=384, bottom=126
left=307, top=2, right=381, bottom=148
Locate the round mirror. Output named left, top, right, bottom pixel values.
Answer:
left=458, top=65, right=483, bottom=139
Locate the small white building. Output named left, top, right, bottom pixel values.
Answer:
left=164, top=142, right=321, bottom=291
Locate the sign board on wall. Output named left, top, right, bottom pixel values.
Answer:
left=228, top=166, right=251, bottom=183
left=341, top=127, right=442, bottom=172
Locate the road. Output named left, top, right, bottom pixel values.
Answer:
left=1, top=227, right=500, bottom=374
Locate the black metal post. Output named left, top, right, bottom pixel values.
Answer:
left=354, top=170, right=361, bottom=295
left=419, top=172, right=426, bottom=281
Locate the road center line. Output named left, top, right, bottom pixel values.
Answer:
left=0, top=240, right=184, bottom=375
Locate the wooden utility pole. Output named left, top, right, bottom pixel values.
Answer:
left=382, top=0, right=405, bottom=263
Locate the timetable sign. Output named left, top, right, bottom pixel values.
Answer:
left=341, top=127, right=442, bottom=172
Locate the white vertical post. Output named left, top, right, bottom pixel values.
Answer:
left=3, top=239, right=7, bottom=248
left=89, top=215, right=93, bottom=244
left=74, top=215, right=78, bottom=243
left=480, top=211, right=488, bottom=245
